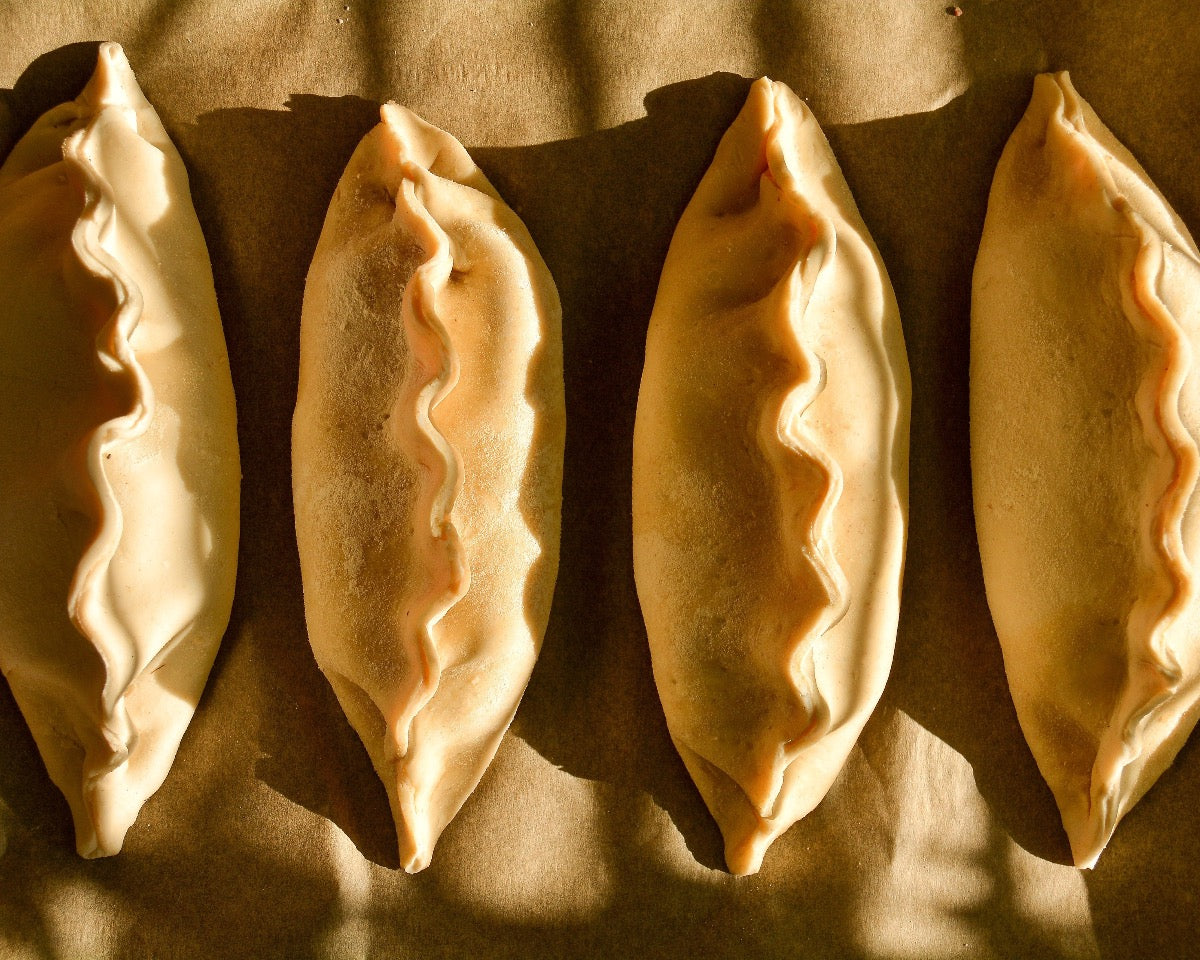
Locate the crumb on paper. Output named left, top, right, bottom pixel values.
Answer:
left=947, top=5, right=963, bottom=15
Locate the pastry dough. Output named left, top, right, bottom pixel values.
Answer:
left=632, top=77, right=910, bottom=876
left=292, top=103, right=564, bottom=873
left=0, top=43, right=240, bottom=857
left=972, top=72, right=1200, bottom=868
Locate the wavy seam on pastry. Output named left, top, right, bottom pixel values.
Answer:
left=293, top=101, right=564, bottom=873
left=0, top=41, right=241, bottom=857
left=972, top=71, right=1200, bottom=867
left=633, top=76, right=910, bottom=876
left=62, top=85, right=156, bottom=772
left=723, top=89, right=850, bottom=818
left=384, top=156, right=469, bottom=839
left=1042, top=75, right=1195, bottom=864
left=1088, top=203, right=1197, bottom=857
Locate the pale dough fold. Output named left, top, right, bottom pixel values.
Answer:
left=292, top=103, right=564, bottom=873
left=0, top=43, right=241, bottom=857
left=972, top=72, right=1200, bottom=868
left=632, top=77, right=910, bottom=876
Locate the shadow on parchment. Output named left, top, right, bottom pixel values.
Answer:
left=797, top=0, right=1087, bottom=874
left=482, top=57, right=1074, bottom=883
left=829, top=64, right=1086, bottom=886
left=177, top=74, right=866, bottom=959
left=860, top=12, right=1200, bottom=951
left=183, top=54, right=1093, bottom=960
left=476, top=71, right=758, bottom=876
left=7, top=24, right=1199, bottom=957
left=0, top=59, right=1083, bottom=959
left=0, top=35, right=1115, bottom=960
left=175, top=92, right=404, bottom=871
left=832, top=76, right=1074, bottom=870
left=457, top=61, right=1089, bottom=956
left=460, top=62, right=1084, bottom=956
left=844, top=4, right=1200, bottom=956
left=189, top=73, right=755, bottom=880
left=0, top=40, right=102, bottom=155
left=1029, top=3, right=1200, bottom=957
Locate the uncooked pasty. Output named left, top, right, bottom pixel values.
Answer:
left=0, top=42, right=241, bottom=857
left=972, top=72, right=1200, bottom=868
left=631, top=77, right=911, bottom=876
left=292, top=103, right=564, bottom=873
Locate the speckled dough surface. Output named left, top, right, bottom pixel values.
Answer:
left=972, top=71, right=1200, bottom=869
left=292, top=103, right=565, bottom=873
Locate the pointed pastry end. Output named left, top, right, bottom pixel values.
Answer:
left=398, top=832, right=434, bottom=875
left=1023, top=71, right=1080, bottom=140
left=378, top=101, right=474, bottom=183
left=751, top=75, right=775, bottom=103
left=721, top=819, right=773, bottom=877
left=674, top=739, right=785, bottom=876
left=1034, top=70, right=1075, bottom=98
left=393, top=779, right=437, bottom=874
left=378, top=101, right=418, bottom=145
left=691, top=76, right=777, bottom=217
left=1059, top=789, right=1120, bottom=870
left=68, top=772, right=138, bottom=859
left=78, top=42, right=142, bottom=113
left=1064, top=815, right=1111, bottom=871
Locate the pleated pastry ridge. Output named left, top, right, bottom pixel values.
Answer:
left=972, top=71, right=1200, bottom=867
left=634, top=77, right=909, bottom=876
left=61, top=53, right=156, bottom=799
left=1054, top=75, right=1199, bottom=864
left=294, top=100, right=564, bottom=873
left=378, top=114, right=470, bottom=858
left=1088, top=208, right=1196, bottom=858
left=714, top=83, right=851, bottom=821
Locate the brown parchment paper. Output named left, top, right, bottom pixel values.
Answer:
left=2, top=2, right=1199, bottom=957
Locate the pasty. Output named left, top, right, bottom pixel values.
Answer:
left=972, top=72, right=1200, bottom=867
left=631, top=77, right=911, bottom=876
left=0, top=42, right=241, bottom=857
left=292, top=103, right=564, bottom=873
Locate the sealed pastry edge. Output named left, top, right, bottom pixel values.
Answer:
left=633, top=76, right=910, bottom=876
left=972, top=70, right=1200, bottom=868
left=293, top=100, right=563, bottom=873
left=0, top=41, right=240, bottom=858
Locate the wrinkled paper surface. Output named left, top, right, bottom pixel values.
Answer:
left=2, top=2, right=1199, bottom=957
